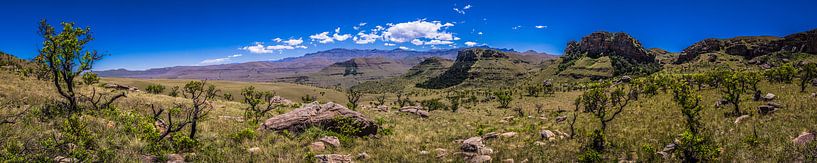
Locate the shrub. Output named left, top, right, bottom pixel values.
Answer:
left=146, top=84, right=166, bottom=94
left=421, top=98, right=447, bottom=111
left=37, top=20, right=104, bottom=111
left=494, top=90, right=513, bottom=108
left=81, top=72, right=99, bottom=85
left=229, top=128, right=257, bottom=142
left=800, top=63, right=817, bottom=92
left=346, top=88, right=362, bottom=110
left=765, top=63, right=797, bottom=83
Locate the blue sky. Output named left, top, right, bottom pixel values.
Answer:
left=1, top=0, right=816, bottom=70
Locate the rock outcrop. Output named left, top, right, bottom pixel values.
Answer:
left=677, top=28, right=817, bottom=63
left=260, top=102, right=378, bottom=136
left=559, top=31, right=661, bottom=76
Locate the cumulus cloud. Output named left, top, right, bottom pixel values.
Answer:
left=410, top=39, right=424, bottom=46
left=273, top=38, right=282, bottom=42
left=310, top=32, right=334, bottom=43
left=464, top=41, right=478, bottom=47
left=353, top=22, right=367, bottom=30
left=453, top=4, right=472, bottom=14
left=382, top=20, right=456, bottom=43
left=240, top=42, right=306, bottom=54
left=535, top=25, right=547, bottom=29
left=384, top=43, right=396, bottom=46
left=464, top=4, right=472, bottom=9
left=283, top=38, right=303, bottom=46
left=398, top=46, right=414, bottom=50
left=425, top=39, right=454, bottom=45
left=333, top=33, right=352, bottom=41
left=200, top=54, right=243, bottom=65
left=478, top=32, right=484, bottom=35
left=353, top=32, right=380, bottom=44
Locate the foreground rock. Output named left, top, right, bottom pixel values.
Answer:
left=734, top=115, right=751, bottom=124
left=319, top=136, right=341, bottom=147
left=315, top=154, right=352, bottom=163
left=794, top=132, right=815, bottom=145
left=399, top=106, right=429, bottom=118
left=540, top=130, right=557, bottom=140
left=261, top=102, right=378, bottom=136
left=460, top=137, right=493, bottom=162
left=103, top=83, right=140, bottom=92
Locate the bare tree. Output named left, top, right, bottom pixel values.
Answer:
left=181, top=80, right=219, bottom=139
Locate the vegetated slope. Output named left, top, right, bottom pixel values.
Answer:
left=558, top=31, right=661, bottom=79
left=0, top=51, right=34, bottom=71
left=417, top=48, right=539, bottom=89
left=352, top=57, right=454, bottom=93
left=279, top=57, right=412, bottom=89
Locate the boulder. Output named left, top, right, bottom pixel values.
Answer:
left=499, top=132, right=517, bottom=138
left=319, top=136, right=341, bottom=147
left=260, top=102, right=378, bottom=136
left=374, top=105, right=389, bottom=112
left=734, top=115, right=750, bottom=124
left=482, top=132, right=499, bottom=140
left=53, top=156, right=79, bottom=163
left=315, top=154, right=352, bottom=163
left=356, top=152, right=370, bottom=160
left=555, top=116, right=567, bottom=123
left=767, top=102, right=783, bottom=108
left=434, top=148, right=448, bottom=158
left=468, top=155, right=492, bottom=163
left=656, top=141, right=677, bottom=159
left=794, top=132, right=816, bottom=145
left=762, top=93, right=776, bottom=101
left=461, top=137, right=493, bottom=155
left=540, top=130, right=556, bottom=140
left=247, top=147, right=262, bottom=154
left=269, top=96, right=294, bottom=106
left=757, top=105, right=777, bottom=115
left=399, top=106, right=429, bottom=118
left=166, top=154, right=185, bottom=163
left=309, top=142, right=326, bottom=151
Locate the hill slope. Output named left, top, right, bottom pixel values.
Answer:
left=558, top=32, right=661, bottom=78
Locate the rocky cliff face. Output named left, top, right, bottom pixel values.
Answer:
left=560, top=32, right=661, bottom=76
left=677, top=28, right=817, bottom=63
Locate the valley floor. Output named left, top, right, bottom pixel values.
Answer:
left=1, top=71, right=817, bottom=162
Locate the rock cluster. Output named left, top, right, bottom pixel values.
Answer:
left=399, top=106, right=429, bottom=118
left=260, top=102, right=378, bottom=136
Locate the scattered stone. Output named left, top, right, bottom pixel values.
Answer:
left=540, top=130, right=556, bottom=140
left=309, top=142, right=326, bottom=151
left=434, top=148, right=448, bottom=158
left=269, top=96, right=294, bottom=106
left=767, top=102, right=783, bottom=108
left=461, top=137, right=493, bottom=155
left=533, top=141, right=547, bottom=146
left=619, top=76, right=632, bottom=83
left=467, top=155, right=492, bottom=163
left=499, top=132, right=517, bottom=138
left=482, top=132, right=499, bottom=140
left=734, top=115, right=750, bottom=124
left=166, top=154, right=185, bottom=163
left=656, top=140, right=678, bottom=159
left=502, top=158, right=515, bottom=163
left=53, top=156, right=79, bottom=163
left=261, top=102, right=378, bottom=136
left=356, top=152, right=370, bottom=160
left=555, top=116, right=567, bottom=123
left=399, top=106, right=429, bottom=118
left=794, top=132, right=816, bottom=145
left=247, top=147, right=262, bottom=154
left=319, top=136, right=341, bottom=147
left=757, top=105, right=777, bottom=115
left=762, top=93, right=776, bottom=101
left=419, top=150, right=430, bottom=155
left=374, top=105, right=389, bottom=112
left=218, top=115, right=244, bottom=122
left=315, top=154, right=352, bottom=163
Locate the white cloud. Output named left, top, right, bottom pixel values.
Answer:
left=464, top=5, right=472, bottom=9
left=310, top=32, right=334, bottom=43
left=241, top=42, right=274, bottom=53
left=200, top=54, right=243, bottom=64
left=334, top=27, right=341, bottom=33
left=512, top=25, right=523, bottom=30
left=354, top=32, right=380, bottom=44
left=273, top=38, right=282, bottom=42
left=283, top=38, right=303, bottom=46
left=477, top=32, right=483, bottom=35
left=241, top=42, right=306, bottom=54
left=425, top=39, right=454, bottom=45
left=410, top=39, right=424, bottom=45
left=464, top=41, right=478, bottom=47
left=398, top=46, right=414, bottom=50
left=442, top=22, right=455, bottom=27
left=353, top=22, right=367, bottom=30
left=382, top=20, right=456, bottom=43
left=535, top=25, right=547, bottom=29
left=453, top=4, right=472, bottom=14
left=384, top=43, right=396, bottom=46
left=333, top=33, right=352, bottom=41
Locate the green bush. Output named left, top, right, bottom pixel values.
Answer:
left=145, top=84, right=166, bottom=94
left=420, top=98, right=447, bottom=111
left=229, top=128, right=257, bottom=142
left=765, top=63, right=797, bottom=83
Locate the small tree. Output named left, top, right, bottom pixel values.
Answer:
left=374, top=94, right=386, bottom=106
left=671, top=79, right=719, bottom=162
left=446, top=92, right=461, bottom=112
left=347, top=88, right=363, bottom=110
left=168, top=86, right=179, bottom=97
left=81, top=72, right=99, bottom=85
left=800, top=63, right=817, bottom=92
left=181, top=80, right=219, bottom=140
left=301, top=94, right=316, bottom=103
left=241, top=86, right=276, bottom=124
left=579, top=86, right=634, bottom=152
left=765, top=63, right=797, bottom=83
left=494, top=90, right=513, bottom=108
left=526, top=85, right=540, bottom=97
left=146, top=84, right=166, bottom=94
left=38, top=20, right=103, bottom=111
left=721, top=72, right=746, bottom=116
